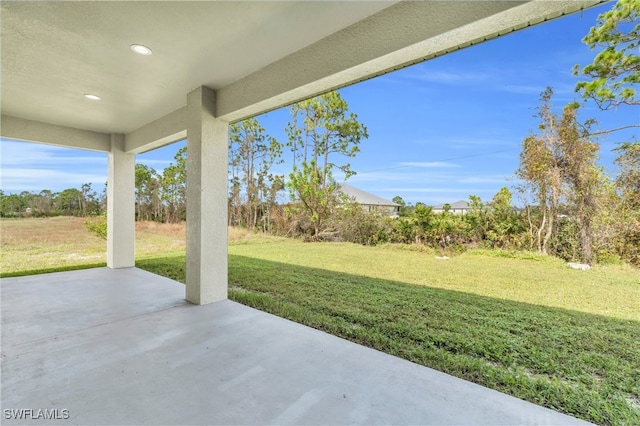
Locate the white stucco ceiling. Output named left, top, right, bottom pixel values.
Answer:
left=1, top=1, right=605, bottom=152
left=1, top=1, right=393, bottom=133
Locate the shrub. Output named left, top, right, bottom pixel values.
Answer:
left=84, top=214, right=107, bottom=239
left=596, top=249, right=623, bottom=265
left=549, top=218, right=582, bottom=262
left=334, top=202, right=391, bottom=246
left=392, top=218, right=415, bottom=244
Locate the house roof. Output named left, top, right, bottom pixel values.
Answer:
left=339, top=184, right=400, bottom=207
left=433, top=200, right=470, bottom=210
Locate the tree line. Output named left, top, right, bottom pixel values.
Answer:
left=0, top=184, right=104, bottom=218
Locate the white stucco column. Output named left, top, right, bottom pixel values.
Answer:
left=107, top=133, right=135, bottom=268
left=185, top=86, right=228, bottom=305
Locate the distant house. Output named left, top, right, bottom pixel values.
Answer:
left=432, top=200, right=470, bottom=215
left=338, top=184, right=401, bottom=218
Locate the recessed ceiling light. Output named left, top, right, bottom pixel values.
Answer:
left=130, top=44, right=152, bottom=55
left=84, top=94, right=101, bottom=101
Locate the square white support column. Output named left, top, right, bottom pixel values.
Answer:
left=186, top=86, right=229, bottom=305
left=107, top=133, right=135, bottom=269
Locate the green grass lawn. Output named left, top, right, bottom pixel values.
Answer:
left=137, top=240, right=640, bottom=426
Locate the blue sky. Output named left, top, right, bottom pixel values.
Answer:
left=1, top=3, right=636, bottom=206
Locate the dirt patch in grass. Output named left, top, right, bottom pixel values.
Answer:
left=1, top=216, right=92, bottom=246
left=135, top=221, right=186, bottom=257
left=136, top=220, right=185, bottom=236
left=0, top=217, right=189, bottom=274
left=1, top=220, right=288, bottom=276
left=1, top=217, right=107, bottom=273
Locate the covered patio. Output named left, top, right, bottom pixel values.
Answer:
left=2, top=1, right=602, bottom=424
left=1, top=0, right=604, bottom=305
left=2, top=268, right=590, bottom=425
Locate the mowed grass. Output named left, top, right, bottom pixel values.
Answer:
left=228, top=240, right=640, bottom=322
left=2, top=219, right=639, bottom=424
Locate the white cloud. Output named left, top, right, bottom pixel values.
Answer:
left=350, top=169, right=458, bottom=184
left=0, top=140, right=107, bottom=193
left=500, top=81, right=577, bottom=98
left=396, top=161, right=459, bottom=169
left=439, top=137, right=517, bottom=149
left=458, top=176, right=511, bottom=184
left=136, top=158, right=172, bottom=168
left=499, top=84, right=547, bottom=95
left=1, top=168, right=107, bottom=193
left=383, top=187, right=483, bottom=194
left=406, top=69, right=490, bottom=85
left=1, top=139, right=106, bottom=167
left=350, top=162, right=461, bottom=183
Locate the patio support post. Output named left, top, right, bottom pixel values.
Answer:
left=107, top=133, right=135, bottom=268
left=185, top=86, right=228, bottom=305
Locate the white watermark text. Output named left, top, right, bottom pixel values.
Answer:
left=4, top=408, right=70, bottom=420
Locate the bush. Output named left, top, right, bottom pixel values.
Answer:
left=84, top=214, right=107, bottom=239
left=596, top=249, right=623, bottom=265
left=392, top=219, right=415, bottom=244
left=334, top=203, right=392, bottom=246
left=549, top=218, right=582, bottom=262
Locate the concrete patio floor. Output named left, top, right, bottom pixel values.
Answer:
left=1, top=268, right=591, bottom=425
